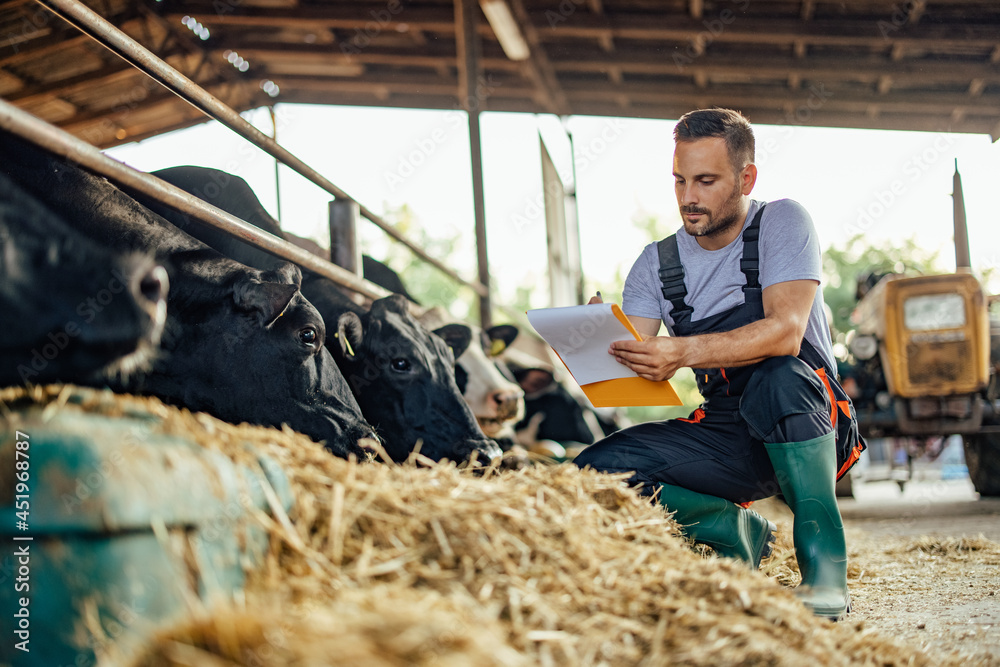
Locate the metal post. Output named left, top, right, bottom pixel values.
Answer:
left=953, top=159, right=971, bottom=272
left=329, top=199, right=362, bottom=277
left=562, top=115, right=584, bottom=304
left=269, top=105, right=281, bottom=224
left=540, top=134, right=570, bottom=307
left=456, top=0, right=492, bottom=328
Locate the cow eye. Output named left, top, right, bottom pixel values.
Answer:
left=390, top=357, right=411, bottom=372
left=299, top=327, right=318, bottom=347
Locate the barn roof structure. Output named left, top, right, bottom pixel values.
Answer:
left=4, top=0, right=1000, bottom=150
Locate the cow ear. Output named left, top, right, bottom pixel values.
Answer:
left=433, top=323, right=472, bottom=360
left=485, top=324, right=519, bottom=357
left=372, top=293, right=410, bottom=316
left=335, top=311, right=364, bottom=361
left=264, top=262, right=302, bottom=289
left=233, top=279, right=299, bottom=326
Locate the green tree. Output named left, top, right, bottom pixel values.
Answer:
left=378, top=204, right=479, bottom=321
left=822, top=234, right=944, bottom=342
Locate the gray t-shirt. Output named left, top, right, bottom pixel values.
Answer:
left=622, top=198, right=836, bottom=371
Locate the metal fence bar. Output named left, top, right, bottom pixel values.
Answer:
left=36, top=0, right=489, bottom=299
left=0, top=97, right=390, bottom=301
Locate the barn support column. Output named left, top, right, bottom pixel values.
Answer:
left=456, top=0, right=492, bottom=328
left=952, top=160, right=971, bottom=272
left=329, top=199, right=362, bottom=277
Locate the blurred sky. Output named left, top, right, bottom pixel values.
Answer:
left=105, top=104, right=1000, bottom=311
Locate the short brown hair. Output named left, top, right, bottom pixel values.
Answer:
left=673, top=108, right=755, bottom=172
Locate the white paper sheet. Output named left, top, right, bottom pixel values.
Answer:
left=526, top=304, right=639, bottom=385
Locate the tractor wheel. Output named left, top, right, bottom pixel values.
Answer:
left=963, top=432, right=1000, bottom=497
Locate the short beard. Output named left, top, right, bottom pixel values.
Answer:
left=681, top=179, right=744, bottom=239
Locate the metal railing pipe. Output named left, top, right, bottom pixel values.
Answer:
left=0, top=98, right=390, bottom=301
left=35, top=0, right=489, bottom=299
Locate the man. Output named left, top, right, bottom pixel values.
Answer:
left=574, top=108, right=865, bottom=621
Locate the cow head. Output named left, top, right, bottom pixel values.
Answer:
left=147, top=260, right=379, bottom=459
left=331, top=294, right=502, bottom=464
left=442, top=323, right=525, bottom=439
left=0, top=170, right=167, bottom=387
left=0, top=132, right=377, bottom=457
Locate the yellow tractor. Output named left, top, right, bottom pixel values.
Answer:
left=843, top=165, right=999, bottom=496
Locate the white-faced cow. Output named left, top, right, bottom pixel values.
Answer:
left=0, top=169, right=167, bottom=387
left=500, top=347, right=623, bottom=460
left=0, top=132, right=377, bottom=459
left=145, top=166, right=501, bottom=465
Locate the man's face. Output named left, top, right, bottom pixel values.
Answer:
left=672, top=137, right=755, bottom=249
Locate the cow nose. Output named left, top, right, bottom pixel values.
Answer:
left=491, top=388, right=523, bottom=412
left=138, top=264, right=169, bottom=305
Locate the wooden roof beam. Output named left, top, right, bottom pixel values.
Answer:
left=801, top=0, right=815, bottom=22
left=0, top=32, right=89, bottom=68
left=229, top=42, right=520, bottom=71
left=164, top=5, right=458, bottom=33
left=559, top=82, right=1000, bottom=117
left=506, top=0, right=569, bottom=115
left=54, top=76, right=236, bottom=136
left=533, top=14, right=1000, bottom=50
left=548, top=50, right=1000, bottom=86
left=561, top=100, right=999, bottom=136
left=138, top=5, right=228, bottom=76
left=262, top=73, right=534, bottom=98
left=7, top=60, right=152, bottom=106
left=689, top=0, right=703, bottom=20
left=585, top=0, right=614, bottom=51
left=162, top=5, right=1000, bottom=52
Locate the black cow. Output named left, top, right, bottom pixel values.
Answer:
left=506, top=363, right=621, bottom=459
left=0, top=169, right=167, bottom=387
left=0, top=132, right=377, bottom=458
left=144, top=166, right=501, bottom=464
left=362, top=255, right=421, bottom=305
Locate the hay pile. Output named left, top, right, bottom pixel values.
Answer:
left=0, top=386, right=955, bottom=666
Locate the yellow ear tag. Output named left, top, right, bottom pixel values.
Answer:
left=334, top=332, right=355, bottom=357
left=489, top=339, right=506, bottom=357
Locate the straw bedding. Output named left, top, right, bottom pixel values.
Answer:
left=0, top=385, right=965, bottom=666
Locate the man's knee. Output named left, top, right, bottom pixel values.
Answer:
left=740, top=356, right=830, bottom=441
left=747, top=356, right=826, bottom=402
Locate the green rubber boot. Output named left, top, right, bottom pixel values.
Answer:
left=658, top=483, right=776, bottom=569
left=765, top=432, right=850, bottom=620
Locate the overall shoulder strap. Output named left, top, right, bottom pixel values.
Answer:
left=656, top=234, right=693, bottom=321
left=740, top=204, right=766, bottom=302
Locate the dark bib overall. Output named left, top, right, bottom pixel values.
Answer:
left=574, top=207, right=866, bottom=503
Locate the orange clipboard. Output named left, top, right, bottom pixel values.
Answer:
left=532, top=304, right=683, bottom=408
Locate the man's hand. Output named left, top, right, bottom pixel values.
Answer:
left=588, top=292, right=603, bottom=305
left=610, top=336, right=688, bottom=381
